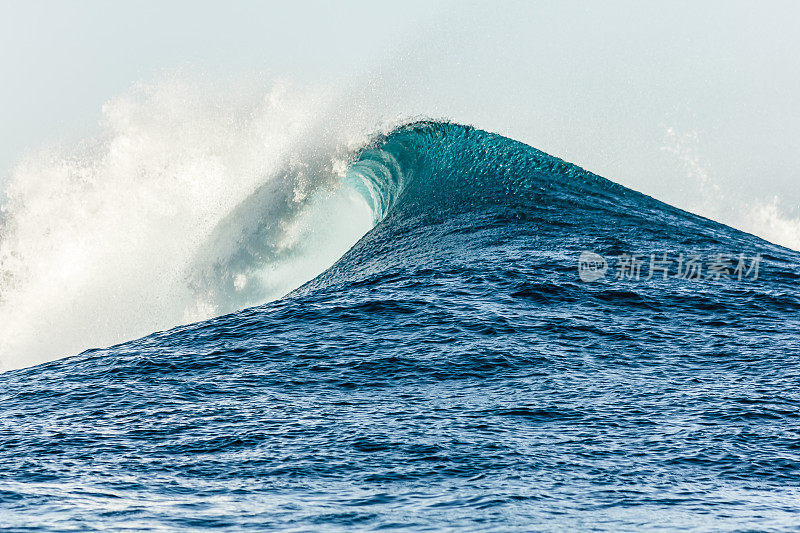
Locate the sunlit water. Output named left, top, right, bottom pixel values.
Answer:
left=1, top=122, right=799, bottom=530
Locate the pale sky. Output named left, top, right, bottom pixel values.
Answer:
left=2, top=0, right=799, bottom=236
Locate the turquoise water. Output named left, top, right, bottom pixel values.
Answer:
left=1, top=122, right=799, bottom=530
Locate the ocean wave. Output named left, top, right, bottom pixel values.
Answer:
left=1, top=94, right=798, bottom=372
left=1, top=112, right=800, bottom=531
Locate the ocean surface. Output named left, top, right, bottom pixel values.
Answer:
left=1, top=121, right=800, bottom=531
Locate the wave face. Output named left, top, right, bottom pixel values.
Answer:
left=1, top=122, right=800, bottom=530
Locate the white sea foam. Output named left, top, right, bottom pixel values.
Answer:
left=0, top=77, right=389, bottom=370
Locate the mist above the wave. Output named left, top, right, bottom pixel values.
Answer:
left=661, top=127, right=800, bottom=251
left=0, top=77, right=386, bottom=371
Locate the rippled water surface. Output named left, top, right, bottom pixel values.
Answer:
left=2, top=123, right=799, bottom=531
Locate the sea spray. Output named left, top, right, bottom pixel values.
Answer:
left=0, top=78, right=380, bottom=370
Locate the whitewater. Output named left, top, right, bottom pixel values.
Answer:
left=0, top=80, right=388, bottom=370
left=1, top=79, right=799, bottom=531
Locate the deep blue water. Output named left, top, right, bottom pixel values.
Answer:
left=2, top=122, right=800, bottom=531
